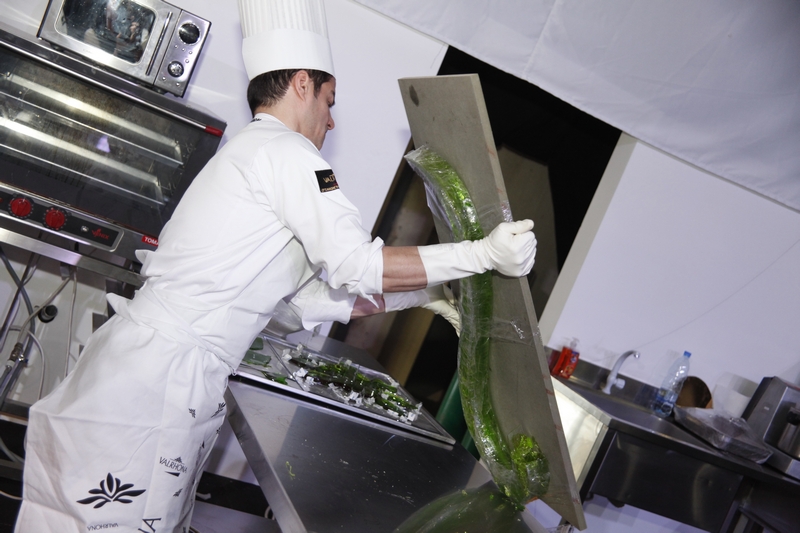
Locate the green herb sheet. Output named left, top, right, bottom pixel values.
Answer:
left=405, top=146, right=549, bottom=504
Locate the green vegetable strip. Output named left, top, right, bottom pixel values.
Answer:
left=405, top=146, right=549, bottom=503
left=289, top=352, right=416, bottom=415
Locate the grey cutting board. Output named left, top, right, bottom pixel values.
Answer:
left=399, top=74, right=586, bottom=529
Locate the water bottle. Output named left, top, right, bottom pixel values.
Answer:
left=651, top=351, right=691, bottom=417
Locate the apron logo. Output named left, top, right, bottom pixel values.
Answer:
left=211, top=402, right=226, bottom=418
left=77, top=473, right=145, bottom=508
left=160, top=456, right=188, bottom=476
left=138, top=518, right=162, bottom=533
left=315, top=169, right=339, bottom=193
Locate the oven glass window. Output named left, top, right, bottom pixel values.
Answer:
left=58, top=0, right=157, bottom=64
left=0, top=44, right=204, bottom=237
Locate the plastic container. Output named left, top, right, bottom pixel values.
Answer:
left=673, top=407, right=772, bottom=463
left=651, top=351, right=692, bottom=417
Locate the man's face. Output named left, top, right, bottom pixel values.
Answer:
left=300, top=77, right=336, bottom=150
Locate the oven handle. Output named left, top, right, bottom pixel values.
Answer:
left=146, top=11, right=174, bottom=78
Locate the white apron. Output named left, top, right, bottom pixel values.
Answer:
left=15, top=289, right=231, bottom=533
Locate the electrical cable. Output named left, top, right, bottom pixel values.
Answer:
left=14, top=276, right=71, bottom=347
left=0, top=327, right=42, bottom=467
left=0, top=247, right=35, bottom=319
left=12, top=328, right=45, bottom=400
left=7, top=327, right=47, bottom=401
left=0, top=248, right=36, bottom=351
left=21, top=256, right=39, bottom=285
left=0, top=433, right=23, bottom=464
left=0, top=489, right=21, bottom=501
left=64, top=266, right=77, bottom=378
left=0, top=250, right=38, bottom=404
left=2, top=275, right=69, bottom=406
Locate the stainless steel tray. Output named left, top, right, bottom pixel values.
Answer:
left=236, top=335, right=455, bottom=444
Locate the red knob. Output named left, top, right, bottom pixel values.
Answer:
left=9, top=197, right=32, bottom=218
left=44, top=208, right=67, bottom=230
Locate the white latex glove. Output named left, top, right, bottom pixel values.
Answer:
left=417, top=220, right=537, bottom=286
left=476, top=220, right=537, bottom=276
left=384, top=285, right=461, bottom=336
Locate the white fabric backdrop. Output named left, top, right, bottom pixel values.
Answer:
left=355, top=0, right=800, bottom=212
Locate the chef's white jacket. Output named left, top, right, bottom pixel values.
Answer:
left=138, top=113, right=385, bottom=369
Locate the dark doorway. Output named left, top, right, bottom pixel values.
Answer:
left=404, top=46, right=620, bottom=415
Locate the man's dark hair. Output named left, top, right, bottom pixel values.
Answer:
left=247, top=69, right=333, bottom=116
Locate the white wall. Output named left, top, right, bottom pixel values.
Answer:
left=537, top=136, right=800, bottom=533
left=542, top=133, right=800, bottom=403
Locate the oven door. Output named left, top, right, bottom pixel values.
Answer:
left=39, top=0, right=179, bottom=87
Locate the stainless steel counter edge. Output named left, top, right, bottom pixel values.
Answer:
left=225, top=377, right=553, bottom=533
left=225, top=384, right=306, bottom=533
left=0, top=226, right=144, bottom=287
left=552, top=379, right=800, bottom=492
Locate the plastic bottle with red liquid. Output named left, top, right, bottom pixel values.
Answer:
left=549, top=339, right=580, bottom=378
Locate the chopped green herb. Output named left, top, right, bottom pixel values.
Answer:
left=285, top=349, right=420, bottom=421
left=261, top=371, right=288, bottom=385
left=249, top=337, right=265, bottom=351
left=243, top=350, right=271, bottom=368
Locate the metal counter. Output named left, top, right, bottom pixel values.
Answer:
left=226, top=379, right=550, bottom=533
left=225, top=332, right=554, bottom=533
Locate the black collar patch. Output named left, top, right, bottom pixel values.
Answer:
left=315, top=169, right=339, bottom=193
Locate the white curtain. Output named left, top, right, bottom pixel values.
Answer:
left=355, top=0, right=800, bottom=212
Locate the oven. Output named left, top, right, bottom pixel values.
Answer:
left=0, top=24, right=225, bottom=262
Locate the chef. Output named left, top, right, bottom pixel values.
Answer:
left=15, top=0, right=537, bottom=531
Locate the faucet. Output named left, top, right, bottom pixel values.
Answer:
left=601, top=350, right=640, bottom=394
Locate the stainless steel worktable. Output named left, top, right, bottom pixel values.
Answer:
left=224, top=336, right=549, bottom=533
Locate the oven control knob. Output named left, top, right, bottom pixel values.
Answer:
left=167, top=61, right=184, bottom=78
left=44, top=208, right=67, bottom=230
left=179, top=23, right=200, bottom=45
left=9, top=197, right=32, bottom=218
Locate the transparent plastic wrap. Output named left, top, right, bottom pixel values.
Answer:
left=392, top=483, right=534, bottom=533
left=405, top=145, right=549, bottom=504
left=673, top=407, right=772, bottom=463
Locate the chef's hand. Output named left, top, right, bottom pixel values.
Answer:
left=477, top=220, right=537, bottom=277
left=383, top=285, right=461, bottom=336
left=419, top=284, right=460, bottom=336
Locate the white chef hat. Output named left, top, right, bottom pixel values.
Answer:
left=239, top=0, right=335, bottom=80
